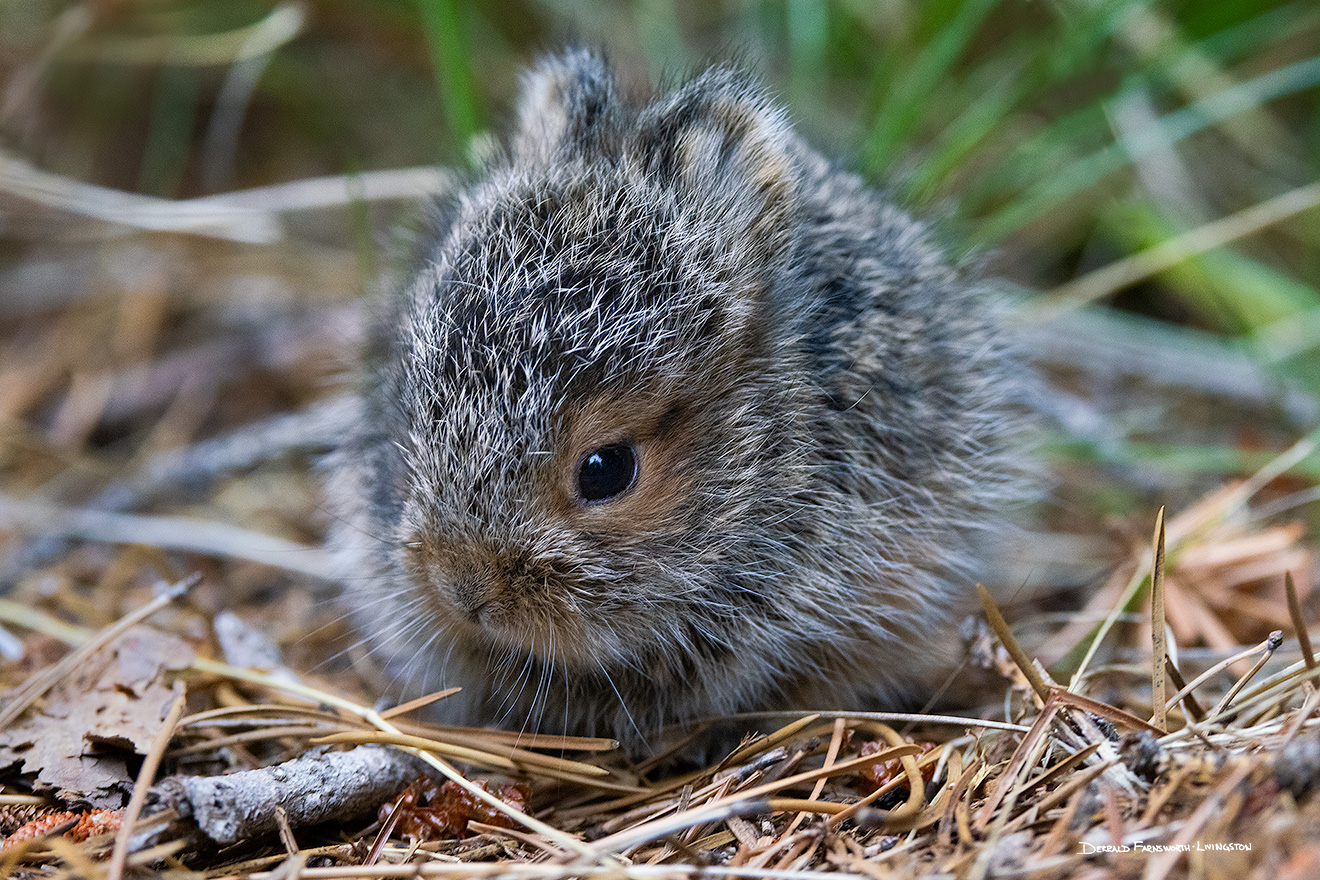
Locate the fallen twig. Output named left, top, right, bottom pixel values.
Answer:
left=134, top=745, right=430, bottom=852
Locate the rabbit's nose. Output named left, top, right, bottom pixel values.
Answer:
left=451, top=568, right=496, bottom=622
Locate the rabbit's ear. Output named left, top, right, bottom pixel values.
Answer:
left=511, top=49, right=618, bottom=162
left=637, top=68, right=798, bottom=259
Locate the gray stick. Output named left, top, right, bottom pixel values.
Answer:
left=135, top=745, right=428, bottom=852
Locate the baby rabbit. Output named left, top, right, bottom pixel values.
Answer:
left=327, top=49, right=1031, bottom=750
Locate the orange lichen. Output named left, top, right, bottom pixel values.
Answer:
left=0, top=808, right=121, bottom=851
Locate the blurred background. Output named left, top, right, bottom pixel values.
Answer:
left=0, top=0, right=1318, bottom=658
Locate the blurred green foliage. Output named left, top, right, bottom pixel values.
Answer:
left=2, top=0, right=1318, bottom=487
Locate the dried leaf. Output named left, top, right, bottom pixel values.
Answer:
left=380, top=776, right=532, bottom=842
left=0, top=626, right=194, bottom=806
left=855, top=740, right=936, bottom=793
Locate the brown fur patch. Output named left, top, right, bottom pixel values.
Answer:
left=552, top=391, right=702, bottom=537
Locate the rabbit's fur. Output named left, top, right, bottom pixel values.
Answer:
left=327, top=50, right=1031, bottom=751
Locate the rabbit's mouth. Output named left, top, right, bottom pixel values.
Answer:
left=447, top=569, right=496, bottom=624
left=437, top=576, right=601, bottom=664
left=471, top=611, right=608, bottom=669
left=403, top=540, right=623, bottom=664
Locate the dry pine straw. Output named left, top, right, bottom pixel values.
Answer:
left=0, top=469, right=1319, bottom=879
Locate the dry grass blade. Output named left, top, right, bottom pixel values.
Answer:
left=1209, top=630, right=1283, bottom=718
left=1162, top=656, right=1205, bottom=722
left=0, top=794, right=46, bottom=806
left=1038, top=179, right=1320, bottom=316
left=178, top=704, right=366, bottom=728
left=591, top=746, right=921, bottom=855
left=974, top=694, right=1059, bottom=833
left=413, top=726, right=619, bottom=751
left=171, top=724, right=342, bottom=756
left=720, top=714, right=821, bottom=767
left=124, top=839, right=187, bottom=868
left=0, top=148, right=452, bottom=243
left=762, top=798, right=848, bottom=816
left=783, top=717, right=845, bottom=836
left=0, top=148, right=278, bottom=242
left=722, top=710, right=1029, bottom=733
left=1282, top=685, right=1320, bottom=746
left=977, top=583, right=1050, bottom=702
left=586, top=798, right=778, bottom=858
left=1285, top=571, right=1316, bottom=670
left=0, top=574, right=195, bottom=728
left=106, top=685, right=186, bottom=880
left=0, top=494, right=334, bottom=579
left=1159, top=633, right=1283, bottom=718
left=467, top=820, right=573, bottom=858
left=308, top=731, right=517, bottom=774
left=1227, top=433, right=1320, bottom=508
left=1150, top=508, right=1169, bottom=732
left=313, top=730, right=617, bottom=782
left=377, top=688, right=464, bottom=720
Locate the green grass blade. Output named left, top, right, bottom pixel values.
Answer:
left=859, top=0, right=1001, bottom=175
left=414, top=0, right=481, bottom=154
left=981, top=53, right=1320, bottom=241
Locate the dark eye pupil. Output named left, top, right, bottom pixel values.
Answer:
left=577, top=443, right=637, bottom=503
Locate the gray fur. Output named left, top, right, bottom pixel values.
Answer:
left=326, top=49, right=1032, bottom=750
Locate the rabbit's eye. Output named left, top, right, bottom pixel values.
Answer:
left=576, top=443, right=637, bottom=503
